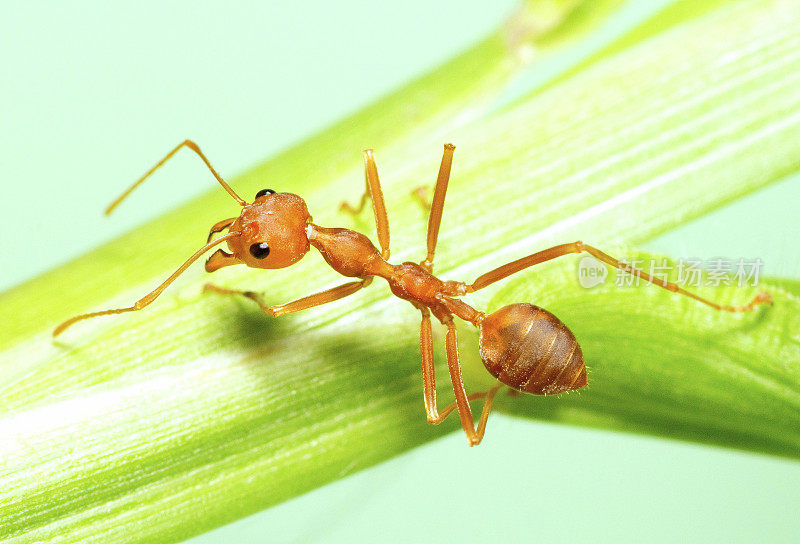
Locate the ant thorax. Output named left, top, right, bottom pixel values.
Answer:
left=306, top=224, right=392, bottom=279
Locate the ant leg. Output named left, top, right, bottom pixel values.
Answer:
left=419, top=306, right=502, bottom=446
left=340, top=150, right=391, bottom=259
left=467, top=241, right=772, bottom=312
left=442, top=316, right=499, bottom=446
left=421, top=144, right=455, bottom=272
left=204, top=277, right=372, bottom=317
left=437, top=385, right=503, bottom=434
left=411, top=186, right=431, bottom=211
left=417, top=306, right=446, bottom=423
left=340, top=176, right=370, bottom=215
left=418, top=307, right=438, bottom=421
left=106, top=139, right=246, bottom=215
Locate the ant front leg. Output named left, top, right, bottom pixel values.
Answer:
left=340, top=150, right=391, bottom=259
left=466, top=241, right=772, bottom=312
left=204, top=277, right=372, bottom=317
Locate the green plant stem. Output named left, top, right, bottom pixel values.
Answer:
left=0, top=0, right=624, bottom=349
left=480, top=258, right=800, bottom=459
left=2, top=0, right=800, bottom=543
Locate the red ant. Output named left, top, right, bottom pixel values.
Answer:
left=54, top=140, right=772, bottom=445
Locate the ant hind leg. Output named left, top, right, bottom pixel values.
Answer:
left=436, top=385, right=503, bottom=437
left=467, top=241, right=772, bottom=313
left=416, top=308, right=501, bottom=445
left=443, top=316, right=499, bottom=446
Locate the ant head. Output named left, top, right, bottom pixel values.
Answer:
left=206, top=190, right=312, bottom=272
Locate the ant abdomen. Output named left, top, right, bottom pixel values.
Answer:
left=479, top=303, right=587, bottom=395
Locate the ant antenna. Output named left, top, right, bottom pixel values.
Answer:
left=53, top=231, right=240, bottom=337
left=105, top=140, right=247, bottom=215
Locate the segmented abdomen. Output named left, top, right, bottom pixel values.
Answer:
left=479, top=303, right=587, bottom=395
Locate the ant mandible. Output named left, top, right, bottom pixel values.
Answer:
left=54, top=140, right=772, bottom=445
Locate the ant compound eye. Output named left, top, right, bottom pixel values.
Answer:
left=249, top=242, right=270, bottom=259
left=255, top=188, right=276, bottom=199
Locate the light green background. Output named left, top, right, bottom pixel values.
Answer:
left=2, top=1, right=799, bottom=543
